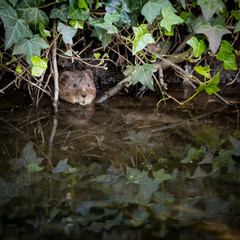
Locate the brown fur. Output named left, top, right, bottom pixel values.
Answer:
left=59, top=70, right=96, bottom=105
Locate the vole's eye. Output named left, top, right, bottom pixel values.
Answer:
left=87, top=83, right=91, bottom=88
left=73, top=83, right=78, bottom=88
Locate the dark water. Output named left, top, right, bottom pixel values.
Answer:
left=0, top=89, right=240, bottom=240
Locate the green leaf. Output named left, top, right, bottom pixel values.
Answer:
left=90, top=13, right=120, bottom=34
left=8, top=0, right=19, bottom=7
left=196, top=23, right=231, bottom=55
left=126, top=167, right=148, bottom=184
left=68, top=0, right=90, bottom=20
left=131, top=64, right=157, bottom=91
left=102, top=0, right=131, bottom=25
left=131, top=209, right=149, bottom=227
left=234, top=21, right=240, bottom=34
left=211, top=149, right=232, bottom=173
left=132, top=24, right=155, bottom=55
left=51, top=159, right=71, bottom=174
left=229, top=136, right=240, bottom=156
left=10, top=142, right=44, bottom=169
left=13, top=34, right=48, bottom=66
left=160, top=6, right=184, bottom=32
left=94, top=53, right=101, bottom=59
left=31, top=56, right=48, bottom=77
left=69, top=20, right=84, bottom=29
left=141, top=0, right=172, bottom=24
left=65, top=49, right=73, bottom=56
left=180, top=0, right=186, bottom=9
left=50, top=4, right=69, bottom=22
left=181, top=148, right=204, bottom=163
left=187, top=36, right=207, bottom=58
left=16, top=0, right=49, bottom=33
left=194, top=65, right=211, bottom=78
left=197, top=0, right=226, bottom=22
left=186, top=14, right=205, bottom=33
left=194, top=126, right=219, bottom=152
left=16, top=65, right=22, bottom=74
left=32, top=65, right=43, bottom=77
left=153, top=169, right=174, bottom=183
left=27, top=163, right=44, bottom=172
left=138, top=176, right=159, bottom=203
left=197, top=72, right=220, bottom=95
left=31, top=56, right=42, bottom=66
left=210, top=14, right=226, bottom=26
left=131, top=0, right=148, bottom=14
left=0, top=5, right=33, bottom=50
left=0, top=178, right=20, bottom=207
left=57, top=22, right=77, bottom=44
left=91, top=27, right=112, bottom=50
left=216, top=40, right=237, bottom=70
left=231, top=10, right=240, bottom=20
left=78, top=0, right=88, bottom=10
left=39, top=22, right=51, bottom=37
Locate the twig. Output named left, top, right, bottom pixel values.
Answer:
left=52, top=19, right=59, bottom=113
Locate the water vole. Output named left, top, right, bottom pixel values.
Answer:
left=59, top=70, right=96, bottom=105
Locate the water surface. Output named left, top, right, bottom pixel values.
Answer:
left=0, top=90, right=240, bottom=240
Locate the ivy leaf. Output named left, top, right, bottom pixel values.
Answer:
left=216, top=40, right=237, bottom=70
left=52, top=159, right=71, bottom=174
left=138, top=176, right=159, bottom=203
left=160, top=6, right=184, bottom=32
left=27, top=163, right=45, bottom=172
left=91, top=26, right=112, bottom=50
left=131, top=64, right=157, bottom=91
left=197, top=72, right=220, bottom=95
left=211, top=149, right=232, bottom=173
left=197, top=0, right=226, bottom=22
left=196, top=23, right=231, bottom=55
left=31, top=56, right=48, bottom=77
left=194, top=65, right=211, bottom=78
left=39, top=22, right=51, bottom=37
left=186, top=14, right=205, bottom=33
left=0, top=5, right=33, bottom=50
left=180, top=0, right=186, bottom=9
left=16, top=65, right=22, bottom=73
left=132, top=24, right=155, bottom=55
left=181, top=148, right=204, bottom=163
left=153, top=169, right=174, bottom=183
left=50, top=3, right=69, bottom=22
left=69, top=20, right=84, bottom=29
left=57, top=22, right=77, bottom=44
left=102, top=0, right=131, bottom=25
left=194, top=126, right=219, bottom=152
left=78, top=0, right=88, bottom=10
left=10, top=142, right=44, bottom=169
left=65, top=49, right=73, bottom=56
left=141, top=0, right=172, bottom=24
left=0, top=178, right=20, bottom=207
left=231, top=10, right=240, bottom=21
left=126, top=167, right=148, bottom=184
left=229, top=136, right=240, bottom=157
left=68, top=0, right=90, bottom=21
left=8, top=0, right=19, bottom=7
left=234, top=21, right=240, bottom=34
left=16, top=0, right=49, bottom=33
left=91, top=13, right=120, bottom=34
left=131, top=0, right=148, bottom=14
left=13, top=34, right=48, bottom=66
left=187, top=36, right=207, bottom=58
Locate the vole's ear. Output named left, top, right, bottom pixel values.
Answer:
left=84, top=69, right=93, bottom=79
left=61, top=71, right=71, bottom=78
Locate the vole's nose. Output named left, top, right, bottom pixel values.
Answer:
left=81, top=93, right=87, bottom=98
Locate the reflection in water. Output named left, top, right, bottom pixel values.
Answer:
left=0, top=93, right=240, bottom=240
